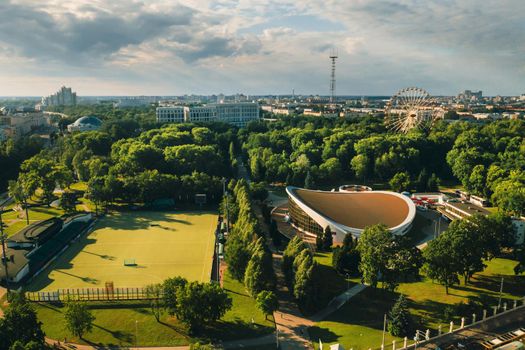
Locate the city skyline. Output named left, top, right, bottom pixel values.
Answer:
left=0, top=0, right=524, bottom=96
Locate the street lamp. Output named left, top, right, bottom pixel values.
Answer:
left=345, top=273, right=350, bottom=290
left=135, top=320, right=139, bottom=347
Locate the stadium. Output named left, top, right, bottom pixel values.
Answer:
left=286, top=186, right=416, bottom=242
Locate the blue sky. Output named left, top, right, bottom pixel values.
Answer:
left=0, top=0, right=523, bottom=96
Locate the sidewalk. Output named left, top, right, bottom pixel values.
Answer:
left=310, top=284, right=367, bottom=322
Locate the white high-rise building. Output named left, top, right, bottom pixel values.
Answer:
left=42, top=86, right=77, bottom=107
left=156, top=102, right=259, bottom=127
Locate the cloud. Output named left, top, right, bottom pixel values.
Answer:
left=0, top=0, right=524, bottom=95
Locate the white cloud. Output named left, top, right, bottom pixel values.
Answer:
left=0, top=0, right=524, bottom=96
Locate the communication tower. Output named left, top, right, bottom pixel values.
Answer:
left=329, top=48, right=338, bottom=104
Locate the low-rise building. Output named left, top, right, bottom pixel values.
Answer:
left=0, top=112, right=47, bottom=139
left=156, top=102, right=259, bottom=128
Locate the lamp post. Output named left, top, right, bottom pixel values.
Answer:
left=0, top=199, right=11, bottom=296
left=345, top=273, right=350, bottom=290
left=497, top=277, right=504, bottom=309
left=381, top=313, right=387, bottom=349
left=135, top=320, right=138, bottom=347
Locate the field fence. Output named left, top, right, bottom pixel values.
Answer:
left=25, top=287, right=160, bottom=302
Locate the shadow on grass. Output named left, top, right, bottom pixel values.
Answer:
left=308, top=326, right=340, bottom=343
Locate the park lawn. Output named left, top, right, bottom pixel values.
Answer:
left=33, top=268, right=274, bottom=347
left=309, top=258, right=525, bottom=350
left=314, top=252, right=357, bottom=310
left=2, top=205, right=65, bottom=236
left=27, top=211, right=217, bottom=291
left=69, top=182, right=88, bottom=191
left=35, top=301, right=191, bottom=347
left=206, top=272, right=275, bottom=341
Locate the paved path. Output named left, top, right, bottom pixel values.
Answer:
left=46, top=337, right=190, bottom=350
left=310, top=284, right=368, bottom=322
left=222, top=333, right=276, bottom=349
left=272, top=253, right=313, bottom=350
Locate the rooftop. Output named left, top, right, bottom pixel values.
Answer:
left=444, top=200, right=491, bottom=216
left=290, top=187, right=411, bottom=230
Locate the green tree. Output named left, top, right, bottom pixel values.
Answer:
left=225, top=234, right=251, bottom=281
left=162, top=277, right=187, bottom=316
left=64, top=300, right=95, bottom=339
left=388, top=295, right=411, bottom=337
left=0, top=293, right=45, bottom=350
left=357, top=224, right=392, bottom=288
left=175, top=282, right=232, bottom=333
left=415, top=168, right=429, bottom=192
left=145, top=284, right=164, bottom=322
left=304, top=170, right=315, bottom=189
left=423, top=232, right=460, bottom=294
left=256, top=290, right=279, bottom=320
left=427, top=173, right=440, bottom=192
left=389, top=172, right=411, bottom=192
left=60, top=191, right=77, bottom=213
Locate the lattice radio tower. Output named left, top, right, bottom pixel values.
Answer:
left=329, top=48, right=338, bottom=104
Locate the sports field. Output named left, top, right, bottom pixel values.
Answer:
left=27, top=211, right=217, bottom=291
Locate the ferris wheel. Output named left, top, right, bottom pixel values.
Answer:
left=385, top=87, right=443, bottom=133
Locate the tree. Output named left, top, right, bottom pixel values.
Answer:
left=224, top=234, right=251, bottom=281
left=388, top=295, right=411, bottom=337
left=64, top=300, right=95, bottom=339
left=304, top=170, right=315, bottom=189
left=427, top=173, right=440, bottom=192
left=175, top=281, right=232, bottom=333
left=8, top=180, right=30, bottom=225
left=332, top=235, right=360, bottom=275
left=0, top=293, right=45, bottom=350
left=256, top=290, right=279, bottom=320
left=357, top=224, right=392, bottom=288
left=415, top=168, right=429, bottom=192
left=317, top=226, right=333, bottom=251
left=60, top=191, right=77, bottom=213
left=162, top=277, right=187, bottom=316
left=145, top=284, right=164, bottom=322
left=244, top=247, right=274, bottom=296
left=423, top=232, right=460, bottom=294
left=389, top=172, right=411, bottom=192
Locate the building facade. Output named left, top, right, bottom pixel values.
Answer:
left=0, top=112, right=48, bottom=139
left=42, top=86, right=77, bottom=107
left=156, top=102, right=259, bottom=128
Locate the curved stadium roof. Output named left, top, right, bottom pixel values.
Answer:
left=287, top=186, right=416, bottom=234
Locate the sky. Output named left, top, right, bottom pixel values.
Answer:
left=0, top=0, right=524, bottom=96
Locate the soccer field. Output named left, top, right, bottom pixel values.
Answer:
left=27, top=211, right=217, bottom=291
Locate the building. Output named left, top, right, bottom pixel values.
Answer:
left=67, top=115, right=102, bottom=132
left=457, top=90, right=482, bottom=101
left=0, top=112, right=48, bottom=139
left=156, top=102, right=259, bottom=128
left=156, top=106, right=185, bottom=123
left=0, top=215, right=93, bottom=285
left=42, top=86, right=77, bottom=107
left=113, top=97, right=152, bottom=108
left=286, top=186, right=416, bottom=242
left=439, top=200, right=524, bottom=245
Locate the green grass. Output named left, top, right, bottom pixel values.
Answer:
left=2, top=205, right=65, bottom=236
left=35, top=301, right=190, bottom=347
left=33, top=265, right=274, bottom=347
left=27, top=211, right=217, bottom=291
left=210, top=272, right=275, bottom=341
left=309, top=258, right=525, bottom=350
left=314, top=252, right=357, bottom=310
left=69, top=182, right=88, bottom=191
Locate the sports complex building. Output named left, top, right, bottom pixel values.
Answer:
left=286, top=186, right=416, bottom=242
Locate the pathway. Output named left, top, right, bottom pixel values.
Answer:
left=310, top=284, right=367, bottom=322
left=45, top=337, right=190, bottom=350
